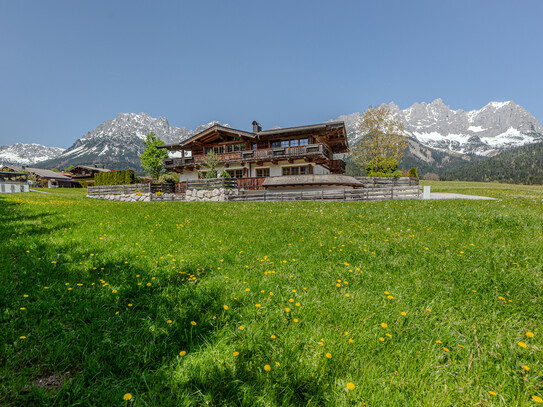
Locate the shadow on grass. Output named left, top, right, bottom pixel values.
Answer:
left=0, top=197, right=230, bottom=406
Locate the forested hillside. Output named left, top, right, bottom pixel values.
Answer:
left=442, top=142, right=543, bottom=184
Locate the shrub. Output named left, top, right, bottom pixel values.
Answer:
left=391, top=170, right=403, bottom=177
left=94, top=170, right=136, bottom=186
left=408, top=168, right=418, bottom=178
left=422, top=172, right=440, bottom=181
left=158, top=173, right=177, bottom=184
left=366, top=157, right=398, bottom=176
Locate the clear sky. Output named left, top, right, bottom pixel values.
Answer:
left=1, top=0, right=542, bottom=148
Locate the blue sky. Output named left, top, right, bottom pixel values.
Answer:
left=1, top=0, right=542, bottom=147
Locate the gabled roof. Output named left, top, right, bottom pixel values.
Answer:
left=69, top=165, right=111, bottom=173
left=23, top=167, right=72, bottom=180
left=159, top=120, right=349, bottom=152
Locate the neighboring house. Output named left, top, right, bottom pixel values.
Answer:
left=159, top=121, right=349, bottom=181
left=22, top=167, right=79, bottom=188
left=68, top=165, right=112, bottom=179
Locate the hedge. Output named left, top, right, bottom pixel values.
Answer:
left=94, top=170, right=136, bottom=186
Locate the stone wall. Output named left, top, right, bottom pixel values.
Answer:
left=185, top=187, right=238, bottom=202
left=87, top=192, right=182, bottom=202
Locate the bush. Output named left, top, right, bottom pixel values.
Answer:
left=366, top=157, right=398, bottom=176
left=408, top=168, right=418, bottom=178
left=422, top=172, right=440, bottom=181
left=158, top=173, right=177, bottom=184
left=391, top=170, right=403, bottom=177
left=94, top=170, right=136, bottom=186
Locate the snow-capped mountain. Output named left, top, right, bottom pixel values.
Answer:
left=339, top=99, right=543, bottom=157
left=36, top=113, right=219, bottom=170
left=0, top=143, right=65, bottom=167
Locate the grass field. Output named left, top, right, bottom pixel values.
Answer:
left=1, top=182, right=542, bottom=406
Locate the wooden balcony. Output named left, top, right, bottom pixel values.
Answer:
left=329, top=159, right=346, bottom=173
left=164, top=143, right=333, bottom=170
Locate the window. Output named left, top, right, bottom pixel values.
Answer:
left=281, top=140, right=290, bottom=148
left=290, top=139, right=299, bottom=147
left=282, top=165, right=310, bottom=176
left=299, top=138, right=309, bottom=146
left=226, top=169, right=244, bottom=178
left=270, top=140, right=281, bottom=148
left=256, top=168, right=270, bottom=177
left=252, top=144, right=257, bottom=150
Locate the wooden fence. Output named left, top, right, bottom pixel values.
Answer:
left=354, top=177, right=419, bottom=187
left=185, top=178, right=238, bottom=190
left=229, top=186, right=421, bottom=202
left=87, top=183, right=174, bottom=196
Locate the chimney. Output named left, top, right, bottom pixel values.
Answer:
left=252, top=120, right=262, bottom=133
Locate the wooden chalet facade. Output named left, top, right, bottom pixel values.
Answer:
left=159, top=121, right=348, bottom=182
left=68, top=165, right=111, bottom=179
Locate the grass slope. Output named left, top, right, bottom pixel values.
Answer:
left=1, top=184, right=542, bottom=406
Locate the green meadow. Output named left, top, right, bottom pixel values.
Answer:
left=1, top=182, right=542, bottom=406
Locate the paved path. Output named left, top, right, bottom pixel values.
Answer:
left=428, top=192, right=496, bottom=200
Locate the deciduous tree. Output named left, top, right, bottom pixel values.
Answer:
left=351, top=105, right=408, bottom=172
left=140, top=132, right=168, bottom=180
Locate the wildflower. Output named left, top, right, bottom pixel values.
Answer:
left=345, top=293, right=350, bottom=297
left=387, top=295, right=393, bottom=299
left=179, top=351, right=186, bottom=356
left=289, top=299, right=294, bottom=303
left=245, top=288, right=250, bottom=292
left=20, top=307, right=25, bottom=310
left=112, top=290, right=117, bottom=293
left=325, top=353, right=332, bottom=359
left=285, top=308, right=291, bottom=312
left=401, top=312, right=407, bottom=316
left=347, top=382, right=355, bottom=390
left=264, top=364, right=271, bottom=372
left=443, top=347, right=449, bottom=352
left=436, top=340, right=442, bottom=344
left=146, top=283, right=151, bottom=287
left=380, top=322, right=388, bottom=329
left=294, top=318, right=299, bottom=323
left=349, top=338, right=354, bottom=344
left=255, top=304, right=261, bottom=308
left=233, top=351, right=239, bottom=356
left=386, top=333, right=392, bottom=338
left=488, top=391, right=497, bottom=396
left=522, top=365, right=530, bottom=371
left=379, top=337, right=385, bottom=342
left=123, top=393, right=133, bottom=400
left=518, top=341, right=527, bottom=349
left=167, top=320, right=172, bottom=324
left=191, top=321, right=197, bottom=326
left=223, top=305, right=229, bottom=310
left=275, top=362, right=280, bottom=366
left=128, top=304, right=133, bottom=307
left=526, top=332, right=535, bottom=338
left=238, top=326, right=244, bottom=330
left=271, top=335, right=276, bottom=339
left=532, top=395, right=543, bottom=403
left=295, top=302, right=300, bottom=306
left=19, top=336, right=26, bottom=339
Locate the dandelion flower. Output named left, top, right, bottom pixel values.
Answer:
left=271, top=335, right=276, bottom=339
left=532, top=395, right=543, bottom=403
left=401, top=312, right=407, bottom=316
left=518, top=341, right=527, bottom=349
left=19, top=336, right=26, bottom=339
left=488, top=391, right=497, bottom=396
left=349, top=338, right=354, bottom=344
left=223, top=305, right=229, bottom=310
left=386, top=333, right=392, bottom=338
left=295, top=302, right=300, bottom=307
left=179, top=350, right=186, bottom=356
left=233, top=351, right=239, bottom=356
left=167, top=320, right=172, bottom=324
left=123, top=393, right=133, bottom=400
left=264, top=364, right=271, bottom=372
left=380, top=322, right=388, bottom=329
left=379, top=337, right=385, bottom=342
left=443, top=347, right=449, bottom=352
left=294, top=318, right=299, bottom=323
left=285, top=308, right=291, bottom=312
left=526, top=332, right=535, bottom=338
left=191, top=321, right=197, bottom=326
left=522, top=365, right=530, bottom=371
left=255, top=304, right=261, bottom=308
left=387, top=295, right=394, bottom=299
left=347, top=382, right=355, bottom=390
left=436, top=340, right=442, bottom=344
left=128, top=304, right=133, bottom=307
left=238, top=326, right=244, bottom=330
left=325, top=353, right=332, bottom=359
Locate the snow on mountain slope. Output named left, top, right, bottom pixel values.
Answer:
left=342, top=99, right=543, bottom=156
left=0, top=143, right=65, bottom=166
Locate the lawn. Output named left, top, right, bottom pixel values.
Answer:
left=1, top=182, right=542, bottom=406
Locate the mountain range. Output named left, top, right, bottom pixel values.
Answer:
left=3, top=99, right=542, bottom=178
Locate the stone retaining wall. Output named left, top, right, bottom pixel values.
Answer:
left=87, top=192, right=182, bottom=202
left=185, top=188, right=238, bottom=201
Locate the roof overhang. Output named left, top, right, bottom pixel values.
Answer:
left=159, top=125, right=256, bottom=151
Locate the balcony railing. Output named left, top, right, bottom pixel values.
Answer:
left=164, top=143, right=332, bottom=170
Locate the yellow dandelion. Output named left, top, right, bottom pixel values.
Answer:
left=255, top=304, right=261, bottom=308
left=348, top=338, right=354, bottom=344
left=19, top=336, right=26, bottom=339
left=526, top=332, right=535, bottom=338
left=325, top=353, right=332, bottom=359
left=223, top=305, right=229, bottom=310
left=295, top=302, right=300, bottom=307
left=128, top=304, right=133, bottom=307
left=238, top=326, right=244, bottom=330
left=20, top=307, right=25, bottom=310
left=347, top=382, right=355, bottom=390
left=264, top=364, right=271, bottom=372
left=191, top=321, right=197, bottom=326
left=289, top=298, right=294, bottom=303
left=123, top=393, right=133, bottom=400
left=233, top=351, right=239, bottom=356
left=386, top=333, right=392, bottom=338
left=179, top=350, right=186, bottom=356
left=488, top=391, right=497, bottom=396
left=146, top=282, right=151, bottom=286
left=436, top=340, right=442, bottom=344
left=522, top=365, right=530, bottom=371
left=384, top=291, right=389, bottom=295
left=285, top=307, right=290, bottom=312
left=293, top=318, right=299, bottom=323
left=167, top=320, right=172, bottom=324
left=532, top=395, right=543, bottom=403
left=112, top=290, right=117, bottom=293
left=270, top=335, right=276, bottom=339
left=245, top=288, right=250, bottom=292
left=345, top=293, right=350, bottom=297
left=379, top=337, right=385, bottom=342
left=518, top=341, right=527, bottom=348
left=380, top=322, right=388, bottom=329
left=443, top=347, right=449, bottom=352
left=401, top=311, right=407, bottom=316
